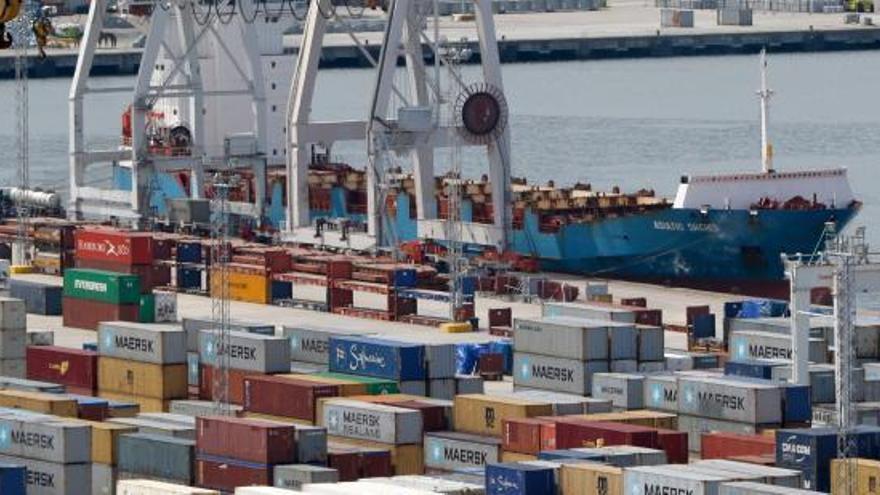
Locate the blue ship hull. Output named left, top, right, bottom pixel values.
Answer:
left=117, top=167, right=858, bottom=295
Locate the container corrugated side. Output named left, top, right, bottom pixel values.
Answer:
left=328, top=336, right=427, bottom=381
left=592, top=373, right=645, bottom=410
left=0, top=453, right=89, bottom=495
left=0, top=416, right=90, bottom=463
left=62, top=269, right=141, bottom=304
left=485, top=462, right=556, bottom=495
left=624, top=465, right=728, bottom=495
left=97, top=321, right=186, bottom=365
left=199, top=330, right=290, bottom=373
left=273, top=464, right=339, bottom=491
left=677, top=376, right=783, bottom=424
left=283, top=325, right=374, bottom=365
left=97, top=357, right=187, bottom=399
left=196, top=416, right=296, bottom=465
left=513, top=317, right=608, bottom=361
left=183, top=317, right=275, bottom=352
left=424, top=431, right=500, bottom=471
left=116, top=479, right=219, bottom=494
left=117, top=432, right=195, bottom=484
left=513, top=352, right=608, bottom=395
left=453, top=394, right=553, bottom=437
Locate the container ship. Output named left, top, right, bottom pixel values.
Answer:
left=67, top=5, right=858, bottom=299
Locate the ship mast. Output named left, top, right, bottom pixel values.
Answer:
left=758, top=48, right=774, bottom=174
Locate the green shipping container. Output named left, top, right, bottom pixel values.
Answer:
left=139, top=294, right=155, bottom=323
left=315, top=371, right=399, bottom=395
left=63, top=269, right=141, bottom=305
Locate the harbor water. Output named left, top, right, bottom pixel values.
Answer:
left=0, top=50, right=878, bottom=246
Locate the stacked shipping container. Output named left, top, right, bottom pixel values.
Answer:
left=0, top=298, right=26, bottom=378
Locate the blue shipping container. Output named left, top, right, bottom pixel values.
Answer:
left=486, top=463, right=556, bottom=495
left=692, top=313, right=715, bottom=339
left=461, top=276, right=477, bottom=296
left=776, top=426, right=880, bottom=492
left=82, top=342, right=98, bottom=352
left=0, top=463, right=26, bottom=495
left=178, top=267, right=202, bottom=289
left=737, top=299, right=789, bottom=318
left=271, top=280, right=292, bottom=301
left=724, top=360, right=785, bottom=380
left=176, top=242, right=203, bottom=263
left=537, top=450, right=604, bottom=461
left=393, top=268, right=418, bottom=288
left=329, top=335, right=427, bottom=381
left=9, top=279, right=62, bottom=315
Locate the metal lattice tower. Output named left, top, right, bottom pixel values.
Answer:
left=443, top=40, right=467, bottom=321
left=210, top=173, right=234, bottom=416
left=13, top=7, right=31, bottom=266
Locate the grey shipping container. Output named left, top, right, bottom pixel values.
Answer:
left=136, top=413, right=196, bottom=426
left=27, top=330, right=54, bottom=346
left=290, top=361, right=328, bottom=374
left=0, top=377, right=64, bottom=394
left=183, top=317, right=275, bottom=352
left=514, top=316, right=609, bottom=361
left=0, top=417, right=91, bottom=463
left=399, top=380, right=428, bottom=396
left=678, top=414, right=761, bottom=452
left=0, top=328, right=25, bottom=359
left=638, top=326, right=665, bottom=362
left=424, top=431, right=501, bottom=471
left=98, top=322, right=186, bottom=365
left=275, top=464, right=338, bottom=490
left=660, top=8, right=695, bottom=26
left=638, top=361, right=666, bottom=373
left=812, top=402, right=880, bottom=427
left=294, top=424, right=328, bottom=464
left=543, top=302, right=636, bottom=323
left=283, top=325, right=374, bottom=365
left=609, top=325, right=638, bottom=360
left=429, top=378, right=456, bottom=400
left=513, top=352, right=609, bottom=395
left=677, top=376, right=783, bottom=424
left=198, top=329, right=290, bottom=373
left=0, top=453, right=90, bottom=495
left=169, top=400, right=243, bottom=417
left=455, top=375, right=484, bottom=395
left=716, top=7, right=753, bottom=24
left=611, top=360, right=638, bottom=373
left=592, top=373, right=645, bottom=410
left=572, top=445, right=666, bottom=467
left=0, top=298, right=26, bottom=330
left=692, top=460, right=801, bottom=487
left=322, top=399, right=422, bottom=445
left=108, top=418, right=195, bottom=439
left=719, top=481, right=825, bottom=494
left=116, top=433, right=195, bottom=484
left=626, top=465, right=727, bottom=495
left=9, top=279, right=62, bottom=316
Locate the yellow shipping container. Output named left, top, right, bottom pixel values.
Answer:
left=98, top=390, right=172, bottom=413
left=210, top=268, right=270, bottom=304
left=98, top=356, right=187, bottom=399
left=453, top=394, right=553, bottom=437
left=330, top=436, right=424, bottom=475
left=570, top=410, right=678, bottom=430
left=280, top=374, right=368, bottom=397
left=68, top=420, right=138, bottom=465
left=561, top=463, right=624, bottom=495
left=831, top=458, right=880, bottom=495
left=0, top=390, right=78, bottom=417
left=502, top=451, right=538, bottom=463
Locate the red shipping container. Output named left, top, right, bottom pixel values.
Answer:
left=503, top=418, right=556, bottom=455
left=554, top=420, right=658, bottom=450
left=243, top=375, right=338, bottom=422
left=199, top=365, right=262, bottom=405
left=701, top=432, right=776, bottom=460
left=394, top=401, right=447, bottom=432
left=76, top=258, right=171, bottom=293
left=327, top=260, right=353, bottom=280
left=75, top=228, right=154, bottom=265
left=152, top=237, right=175, bottom=261
left=196, top=416, right=296, bottom=465
left=26, top=345, right=98, bottom=391
left=196, top=456, right=272, bottom=492
left=328, top=447, right=361, bottom=482
left=656, top=428, right=688, bottom=464
left=633, top=309, right=662, bottom=326
left=77, top=401, right=109, bottom=421
left=359, top=448, right=394, bottom=478
left=62, top=297, right=140, bottom=331
left=620, top=297, right=647, bottom=308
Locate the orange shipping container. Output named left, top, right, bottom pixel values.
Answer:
left=210, top=266, right=270, bottom=304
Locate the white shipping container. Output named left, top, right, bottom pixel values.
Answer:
left=321, top=399, right=422, bottom=445
left=117, top=479, right=219, bottom=494
left=0, top=416, right=91, bottom=463
left=625, top=465, right=727, bottom=495
left=0, top=327, right=25, bottom=359
left=692, top=460, right=802, bottom=487
left=98, top=322, right=187, bottom=365
left=677, top=376, right=783, bottom=424
left=92, top=463, right=116, bottom=495
left=273, top=464, right=338, bottom=491
left=514, top=316, right=609, bottom=361
left=424, top=431, right=500, bottom=472
left=719, top=481, right=825, bottom=494
left=153, top=291, right=178, bottom=323
left=644, top=374, right=679, bottom=412
left=198, top=330, right=290, bottom=373
left=236, top=487, right=300, bottom=495
left=0, top=453, right=91, bottom=495
left=592, top=373, right=645, bottom=410
left=677, top=414, right=761, bottom=452
left=283, top=325, right=374, bottom=365
left=543, top=301, right=636, bottom=323
left=0, top=297, right=26, bottom=330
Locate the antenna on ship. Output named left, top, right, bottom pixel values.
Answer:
left=758, top=48, right=775, bottom=174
